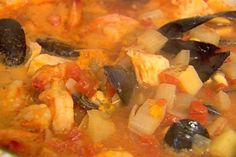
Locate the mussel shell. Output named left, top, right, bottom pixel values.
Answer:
left=72, top=93, right=98, bottom=110
left=104, top=65, right=137, bottom=105
left=164, top=119, right=209, bottom=150
left=0, top=19, right=26, bottom=66
left=37, top=38, right=80, bottom=57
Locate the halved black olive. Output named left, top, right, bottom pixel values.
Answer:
left=72, top=93, right=98, bottom=110
left=158, top=11, right=236, bottom=38
left=190, top=51, right=230, bottom=82
left=36, top=38, right=80, bottom=57
left=161, top=39, right=219, bottom=60
left=164, top=119, right=209, bottom=150
left=203, top=103, right=221, bottom=116
left=0, top=18, right=26, bottom=66
left=104, top=65, right=137, bottom=105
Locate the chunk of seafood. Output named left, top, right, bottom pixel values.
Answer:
left=127, top=51, right=169, bottom=86
left=0, top=19, right=26, bottom=66
left=27, top=54, right=70, bottom=76
left=158, top=11, right=236, bottom=38
left=12, top=104, right=52, bottom=132
left=80, top=14, right=139, bottom=49
left=39, top=80, right=74, bottom=134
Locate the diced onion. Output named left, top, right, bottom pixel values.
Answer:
left=86, top=110, right=116, bottom=142
left=171, top=50, right=190, bottom=66
left=137, top=29, right=168, bottom=53
left=215, top=91, right=231, bottom=110
left=189, top=25, right=220, bottom=45
left=221, top=62, right=236, bottom=80
left=128, top=99, right=166, bottom=135
left=192, top=134, right=211, bottom=155
left=154, top=83, right=176, bottom=110
left=65, top=78, right=77, bottom=94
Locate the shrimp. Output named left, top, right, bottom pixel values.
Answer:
left=12, top=104, right=52, bottom=132
left=80, top=14, right=139, bottom=49
left=39, top=80, right=74, bottom=134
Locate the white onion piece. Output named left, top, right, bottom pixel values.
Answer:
left=171, top=50, right=190, bottom=66
left=215, top=91, right=231, bottom=110
left=65, top=78, right=77, bottom=94
left=192, top=134, right=211, bottom=155
left=221, top=62, right=236, bottom=80
left=190, top=25, right=220, bottom=45
left=86, top=110, right=116, bottom=142
left=154, top=83, right=176, bottom=110
left=128, top=99, right=166, bottom=135
left=137, top=29, right=168, bottom=53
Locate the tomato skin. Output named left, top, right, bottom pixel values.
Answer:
left=66, top=63, right=97, bottom=97
left=188, top=101, right=208, bottom=125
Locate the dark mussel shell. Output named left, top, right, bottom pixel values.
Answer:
left=190, top=51, right=230, bottom=82
left=104, top=65, right=137, bottom=105
left=72, top=93, right=98, bottom=110
left=158, top=11, right=236, bottom=38
left=161, top=39, right=219, bottom=60
left=0, top=19, right=26, bottom=66
left=164, top=119, right=209, bottom=150
left=36, top=38, right=80, bottom=57
left=203, top=103, right=221, bottom=116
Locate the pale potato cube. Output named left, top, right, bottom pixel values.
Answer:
left=171, top=50, right=190, bottom=66
left=212, top=71, right=228, bottom=86
left=215, top=91, right=231, bottom=110
left=178, top=65, right=203, bottom=95
left=209, top=129, right=236, bottom=157
left=95, top=150, right=133, bottom=157
left=221, top=62, right=236, bottom=80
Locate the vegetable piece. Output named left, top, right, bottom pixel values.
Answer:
left=86, top=110, right=116, bottom=142
left=137, top=29, right=168, bottom=53
left=209, top=129, right=236, bottom=157
left=189, top=25, right=220, bottom=45
left=72, top=93, right=99, bottom=110
left=203, top=104, right=221, bottom=116
left=215, top=91, right=231, bottom=110
left=95, top=150, right=133, bottom=157
left=0, top=18, right=26, bottom=66
left=161, top=39, right=219, bottom=60
left=104, top=66, right=137, bottom=105
left=190, top=52, right=230, bottom=82
left=127, top=51, right=169, bottom=86
left=36, top=38, right=80, bottom=57
left=0, top=149, right=18, bottom=157
left=128, top=99, right=166, bottom=135
left=158, top=11, right=236, bottom=38
left=154, top=83, right=176, bottom=110
left=188, top=101, right=208, bottom=124
left=212, top=71, right=228, bottom=87
left=164, top=65, right=203, bottom=95
left=174, top=93, right=197, bottom=115
left=221, top=62, right=236, bottom=80
left=192, top=134, right=211, bottom=155
left=171, top=50, right=190, bottom=65
left=207, top=117, right=227, bottom=137
left=164, top=119, right=209, bottom=150
left=27, top=54, right=70, bottom=75
left=65, top=78, right=77, bottom=94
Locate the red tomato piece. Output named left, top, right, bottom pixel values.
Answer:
left=105, top=80, right=116, bottom=98
left=66, top=63, right=97, bottom=97
left=188, top=101, right=208, bottom=125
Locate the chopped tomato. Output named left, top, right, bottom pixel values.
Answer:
left=105, top=80, right=116, bottom=98
left=159, top=72, right=180, bottom=86
left=66, top=63, right=98, bottom=97
left=202, top=86, right=214, bottom=97
left=160, top=112, right=181, bottom=127
left=188, top=101, right=208, bottom=125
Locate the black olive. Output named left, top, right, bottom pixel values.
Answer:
left=164, top=119, right=209, bottom=150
